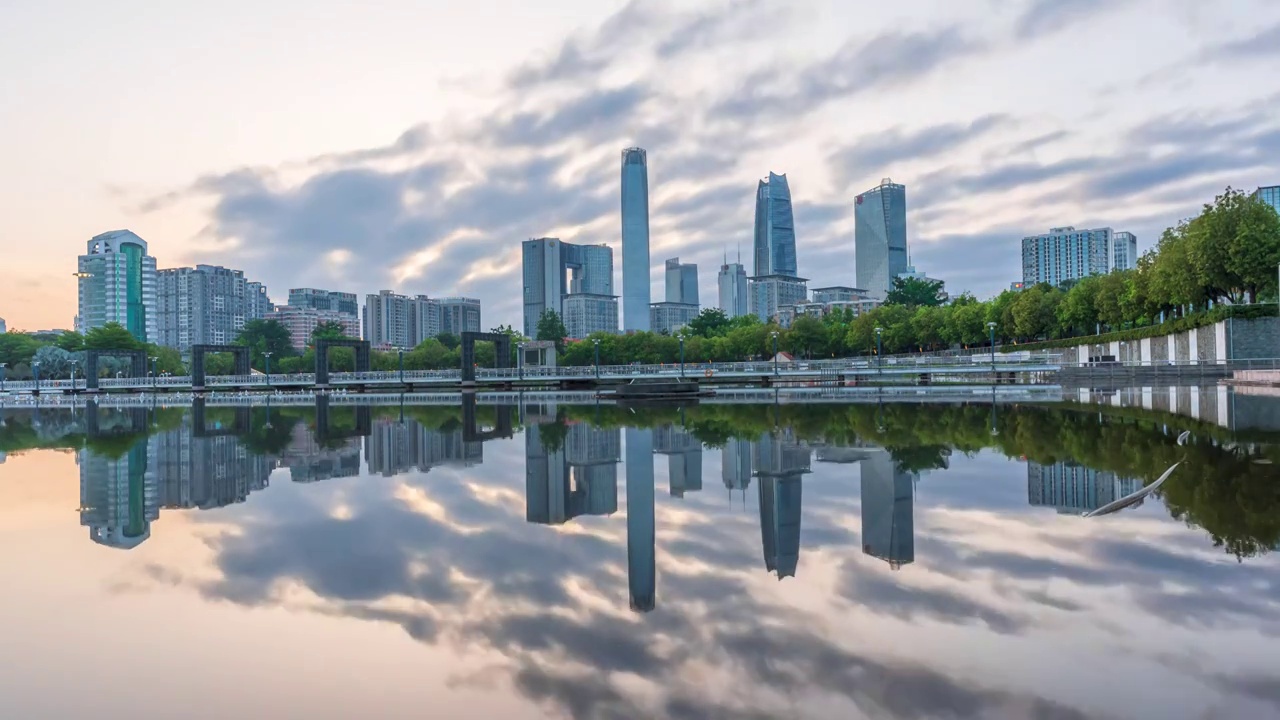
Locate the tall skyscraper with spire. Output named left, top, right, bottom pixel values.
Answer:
left=753, top=172, right=797, bottom=277
left=621, top=148, right=651, bottom=332
left=718, top=249, right=749, bottom=319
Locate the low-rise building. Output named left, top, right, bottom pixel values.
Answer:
left=649, top=302, right=699, bottom=335
left=563, top=294, right=618, bottom=339
left=749, top=275, right=808, bottom=323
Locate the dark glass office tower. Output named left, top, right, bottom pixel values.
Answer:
left=753, top=172, right=797, bottom=277
left=621, top=148, right=651, bottom=332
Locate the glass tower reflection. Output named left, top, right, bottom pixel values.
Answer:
left=526, top=422, right=620, bottom=524
left=625, top=427, right=656, bottom=612
left=655, top=424, right=702, bottom=497
left=621, top=147, right=651, bottom=332
left=755, top=431, right=809, bottom=579
left=860, top=450, right=915, bottom=569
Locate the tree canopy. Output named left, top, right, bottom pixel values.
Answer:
left=536, top=310, right=568, bottom=352
left=885, top=276, right=947, bottom=307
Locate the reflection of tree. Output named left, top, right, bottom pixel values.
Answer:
left=1160, top=450, right=1280, bottom=560
left=888, top=445, right=951, bottom=473
left=537, top=417, right=569, bottom=454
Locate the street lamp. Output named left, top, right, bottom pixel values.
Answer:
left=32, top=361, right=41, bottom=393
left=517, top=342, right=526, bottom=380
left=0, top=362, right=7, bottom=393
left=986, top=322, right=997, bottom=381
left=69, top=360, right=78, bottom=392
left=770, top=331, right=780, bottom=376
left=397, top=349, right=404, bottom=385
left=150, top=356, right=158, bottom=390
left=592, top=338, right=601, bottom=380
left=874, top=327, right=883, bottom=374
left=678, top=332, right=686, bottom=378
left=263, top=351, right=273, bottom=387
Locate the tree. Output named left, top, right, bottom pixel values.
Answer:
left=686, top=308, right=731, bottom=338
left=237, top=319, right=296, bottom=369
left=55, top=331, right=85, bottom=352
left=785, top=316, right=826, bottom=358
left=32, top=346, right=74, bottom=378
left=0, top=332, right=42, bottom=368
left=435, top=333, right=461, bottom=351
left=1057, top=275, right=1101, bottom=336
left=536, top=310, right=568, bottom=352
left=311, top=321, right=350, bottom=343
left=84, top=322, right=141, bottom=350
left=884, top=276, right=946, bottom=307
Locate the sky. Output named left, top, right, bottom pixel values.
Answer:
left=2, top=0, right=1279, bottom=332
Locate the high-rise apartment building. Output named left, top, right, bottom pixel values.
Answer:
left=363, top=290, right=415, bottom=348
left=854, top=179, right=908, bottom=300
left=621, top=148, right=652, bottom=331
left=1027, top=461, right=1142, bottom=514
left=754, top=172, right=797, bottom=277
left=522, top=237, right=615, bottom=337
left=563, top=293, right=619, bottom=339
left=664, top=257, right=699, bottom=306
left=1112, top=231, right=1139, bottom=272
left=1256, top=185, right=1280, bottom=214
left=269, top=306, right=361, bottom=350
left=438, top=297, right=481, bottom=335
left=288, top=288, right=360, bottom=316
left=717, top=257, right=749, bottom=319
left=156, top=264, right=271, bottom=351
left=749, top=275, right=808, bottom=323
left=1021, top=226, right=1113, bottom=287
left=76, top=230, right=157, bottom=342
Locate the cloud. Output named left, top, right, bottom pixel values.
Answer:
left=829, top=115, right=1010, bottom=185
left=1016, top=0, right=1120, bottom=38
left=1203, top=22, right=1280, bottom=61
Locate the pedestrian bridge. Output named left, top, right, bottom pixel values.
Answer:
left=1, top=354, right=1062, bottom=394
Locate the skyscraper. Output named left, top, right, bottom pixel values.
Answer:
left=363, top=290, right=415, bottom=348
left=621, top=148, right=651, bottom=332
left=522, top=237, right=615, bottom=338
left=76, top=230, right=158, bottom=342
left=1255, top=185, right=1280, bottom=214
left=753, top=172, right=797, bottom=277
left=664, top=258, right=699, bottom=306
left=1021, top=226, right=1113, bottom=286
left=854, top=179, right=908, bottom=300
left=717, top=255, right=749, bottom=319
left=156, top=264, right=272, bottom=351
left=437, top=297, right=482, bottom=335
left=1112, top=231, right=1138, bottom=272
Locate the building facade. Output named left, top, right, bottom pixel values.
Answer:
left=438, top=297, right=481, bottom=335
left=621, top=147, right=651, bottom=332
left=1027, top=461, right=1142, bottom=514
left=717, top=259, right=749, bottom=319
left=649, top=302, right=699, bottom=335
left=854, top=180, right=908, bottom=300
left=749, top=275, right=808, bottom=323
left=76, top=230, right=158, bottom=342
left=363, top=290, right=414, bottom=349
left=156, top=264, right=272, bottom=351
left=563, top=293, right=619, bottom=339
left=754, top=172, right=798, bottom=277
left=1021, top=226, right=1112, bottom=287
left=1256, top=185, right=1280, bottom=214
left=1112, top=231, right=1138, bottom=272
left=522, top=237, right=615, bottom=337
left=288, top=288, right=359, bottom=316
left=269, top=306, right=361, bottom=351
left=664, top=257, right=699, bottom=306
left=810, top=286, right=866, bottom=304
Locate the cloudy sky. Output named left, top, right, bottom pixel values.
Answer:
left=3, top=0, right=1279, bottom=331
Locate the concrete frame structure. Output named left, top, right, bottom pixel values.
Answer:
left=460, top=332, right=512, bottom=383
left=191, top=344, right=251, bottom=390
left=315, top=338, right=372, bottom=386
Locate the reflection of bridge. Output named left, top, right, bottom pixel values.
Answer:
left=3, top=356, right=1061, bottom=395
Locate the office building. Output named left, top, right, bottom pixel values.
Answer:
left=749, top=275, right=808, bottom=322
left=269, top=306, right=361, bottom=351
left=156, top=264, right=272, bottom=351
left=621, top=148, right=651, bottom=332
left=1256, top=185, right=1280, bottom=214
left=625, top=427, right=656, bottom=612
left=1021, top=226, right=1113, bottom=287
left=860, top=450, right=915, bottom=569
left=754, top=172, right=798, bottom=277
left=522, top=237, right=615, bottom=337
left=76, top=230, right=158, bottom=342
left=1110, top=231, right=1139, bottom=272
left=438, top=297, right=481, bottom=335
left=563, top=293, right=619, bottom=339
left=664, top=258, right=699, bottom=306
left=0, top=317, right=6, bottom=334
left=811, top=286, right=867, bottom=304
left=649, top=302, right=699, bottom=335
left=854, top=180, right=908, bottom=300
left=288, top=288, right=360, bottom=317
left=1027, top=461, right=1140, bottom=514
left=717, top=257, right=749, bottom=319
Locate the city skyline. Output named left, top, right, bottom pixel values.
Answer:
left=5, top=1, right=1280, bottom=331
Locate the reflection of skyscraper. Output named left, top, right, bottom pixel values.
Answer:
left=282, top=423, right=361, bottom=483
left=655, top=424, right=702, bottom=498
left=366, top=417, right=483, bottom=478
left=526, top=423, right=620, bottom=524
left=721, top=437, right=754, bottom=494
left=860, top=450, right=914, bottom=569
left=625, top=427, right=656, bottom=612
left=755, top=432, right=809, bottom=579
left=79, top=438, right=158, bottom=549
left=153, top=418, right=272, bottom=510
left=621, top=148, right=651, bottom=332
left=1027, top=461, right=1138, bottom=514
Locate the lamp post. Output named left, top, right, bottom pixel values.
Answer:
left=0, top=362, right=7, bottom=393
left=874, top=327, right=883, bottom=375
left=150, top=356, right=158, bottom=390
left=592, top=338, right=601, bottom=380
left=517, top=342, right=525, bottom=380
left=397, top=349, right=404, bottom=385
left=33, top=361, right=41, bottom=394
left=263, top=351, right=273, bottom=388
left=70, top=360, right=78, bottom=393
left=678, top=332, right=686, bottom=378
left=770, top=331, right=779, bottom=376
left=986, top=321, right=997, bottom=381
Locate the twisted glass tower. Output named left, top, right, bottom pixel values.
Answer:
left=753, top=173, right=797, bottom=277
left=621, top=148, right=651, bottom=331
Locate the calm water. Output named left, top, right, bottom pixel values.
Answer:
left=2, top=395, right=1278, bottom=720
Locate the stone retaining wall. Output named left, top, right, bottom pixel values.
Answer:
left=1062, top=317, right=1280, bottom=364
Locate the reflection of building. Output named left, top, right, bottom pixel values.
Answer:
left=79, top=439, right=158, bottom=549
left=625, top=427, right=656, bottom=612
left=526, top=423, right=620, bottom=524
left=152, top=420, right=272, bottom=510
left=721, top=437, right=754, bottom=495
left=365, top=417, right=483, bottom=477
left=1027, top=461, right=1140, bottom=513
left=281, top=424, right=361, bottom=482
left=755, top=432, right=809, bottom=579
left=655, top=424, right=702, bottom=497
left=860, top=450, right=914, bottom=569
